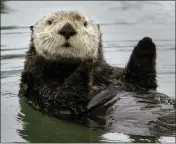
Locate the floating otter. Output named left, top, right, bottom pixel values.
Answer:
left=19, top=11, right=175, bottom=136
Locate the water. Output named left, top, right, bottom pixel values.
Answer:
left=1, top=1, right=175, bottom=143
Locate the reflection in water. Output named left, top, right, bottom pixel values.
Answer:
left=18, top=98, right=103, bottom=143
left=129, top=135, right=159, bottom=143
left=101, top=133, right=160, bottom=143
left=18, top=98, right=173, bottom=143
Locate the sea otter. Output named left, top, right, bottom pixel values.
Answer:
left=19, top=11, right=175, bottom=136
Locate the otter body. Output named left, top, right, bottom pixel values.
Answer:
left=19, top=11, right=175, bottom=136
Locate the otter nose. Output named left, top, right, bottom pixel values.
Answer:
left=58, top=23, right=76, bottom=40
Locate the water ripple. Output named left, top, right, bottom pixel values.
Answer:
left=1, top=26, right=29, bottom=30
left=1, top=54, right=25, bottom=60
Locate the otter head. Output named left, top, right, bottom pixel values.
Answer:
left=30, top=11, right=101, bottom=61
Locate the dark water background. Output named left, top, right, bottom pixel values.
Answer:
left=1, top=1, right=175, bottom=143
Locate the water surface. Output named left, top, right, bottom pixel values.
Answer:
left=1, top=1, right=175, bottom=143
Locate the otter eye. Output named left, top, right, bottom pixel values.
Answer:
left=47, top=20, right=52, bottom=25
left=83, top=22, right=88, bottom=27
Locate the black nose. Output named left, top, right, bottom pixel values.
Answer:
left=58, top=23, right=76, bottom=40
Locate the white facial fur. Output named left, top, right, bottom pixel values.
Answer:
left=32, top=11, right=100, bottom=60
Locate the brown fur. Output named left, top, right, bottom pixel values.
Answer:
left=19, top=12, right=161, bottom=119
left=19, top=25, right=115, bottom=118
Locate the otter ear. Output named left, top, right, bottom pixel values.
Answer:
left=30, top=25, right=34, bottom=31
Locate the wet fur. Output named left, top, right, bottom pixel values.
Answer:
left=123, top=37, right=157, bottom=90
left=19, top=29, right=121, bottom=118
left=19, top=12, right=157, bottom=116
left=19, top=11, right=174, bottom=126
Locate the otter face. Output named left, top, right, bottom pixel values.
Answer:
left=32, top=11, right=100, bottom=60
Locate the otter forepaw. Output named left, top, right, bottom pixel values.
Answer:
left=127, top=36, right=156, bottom=69
left=134, top=37, right=156, bottom=56
left=124, top=36, right=157, bottom=89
